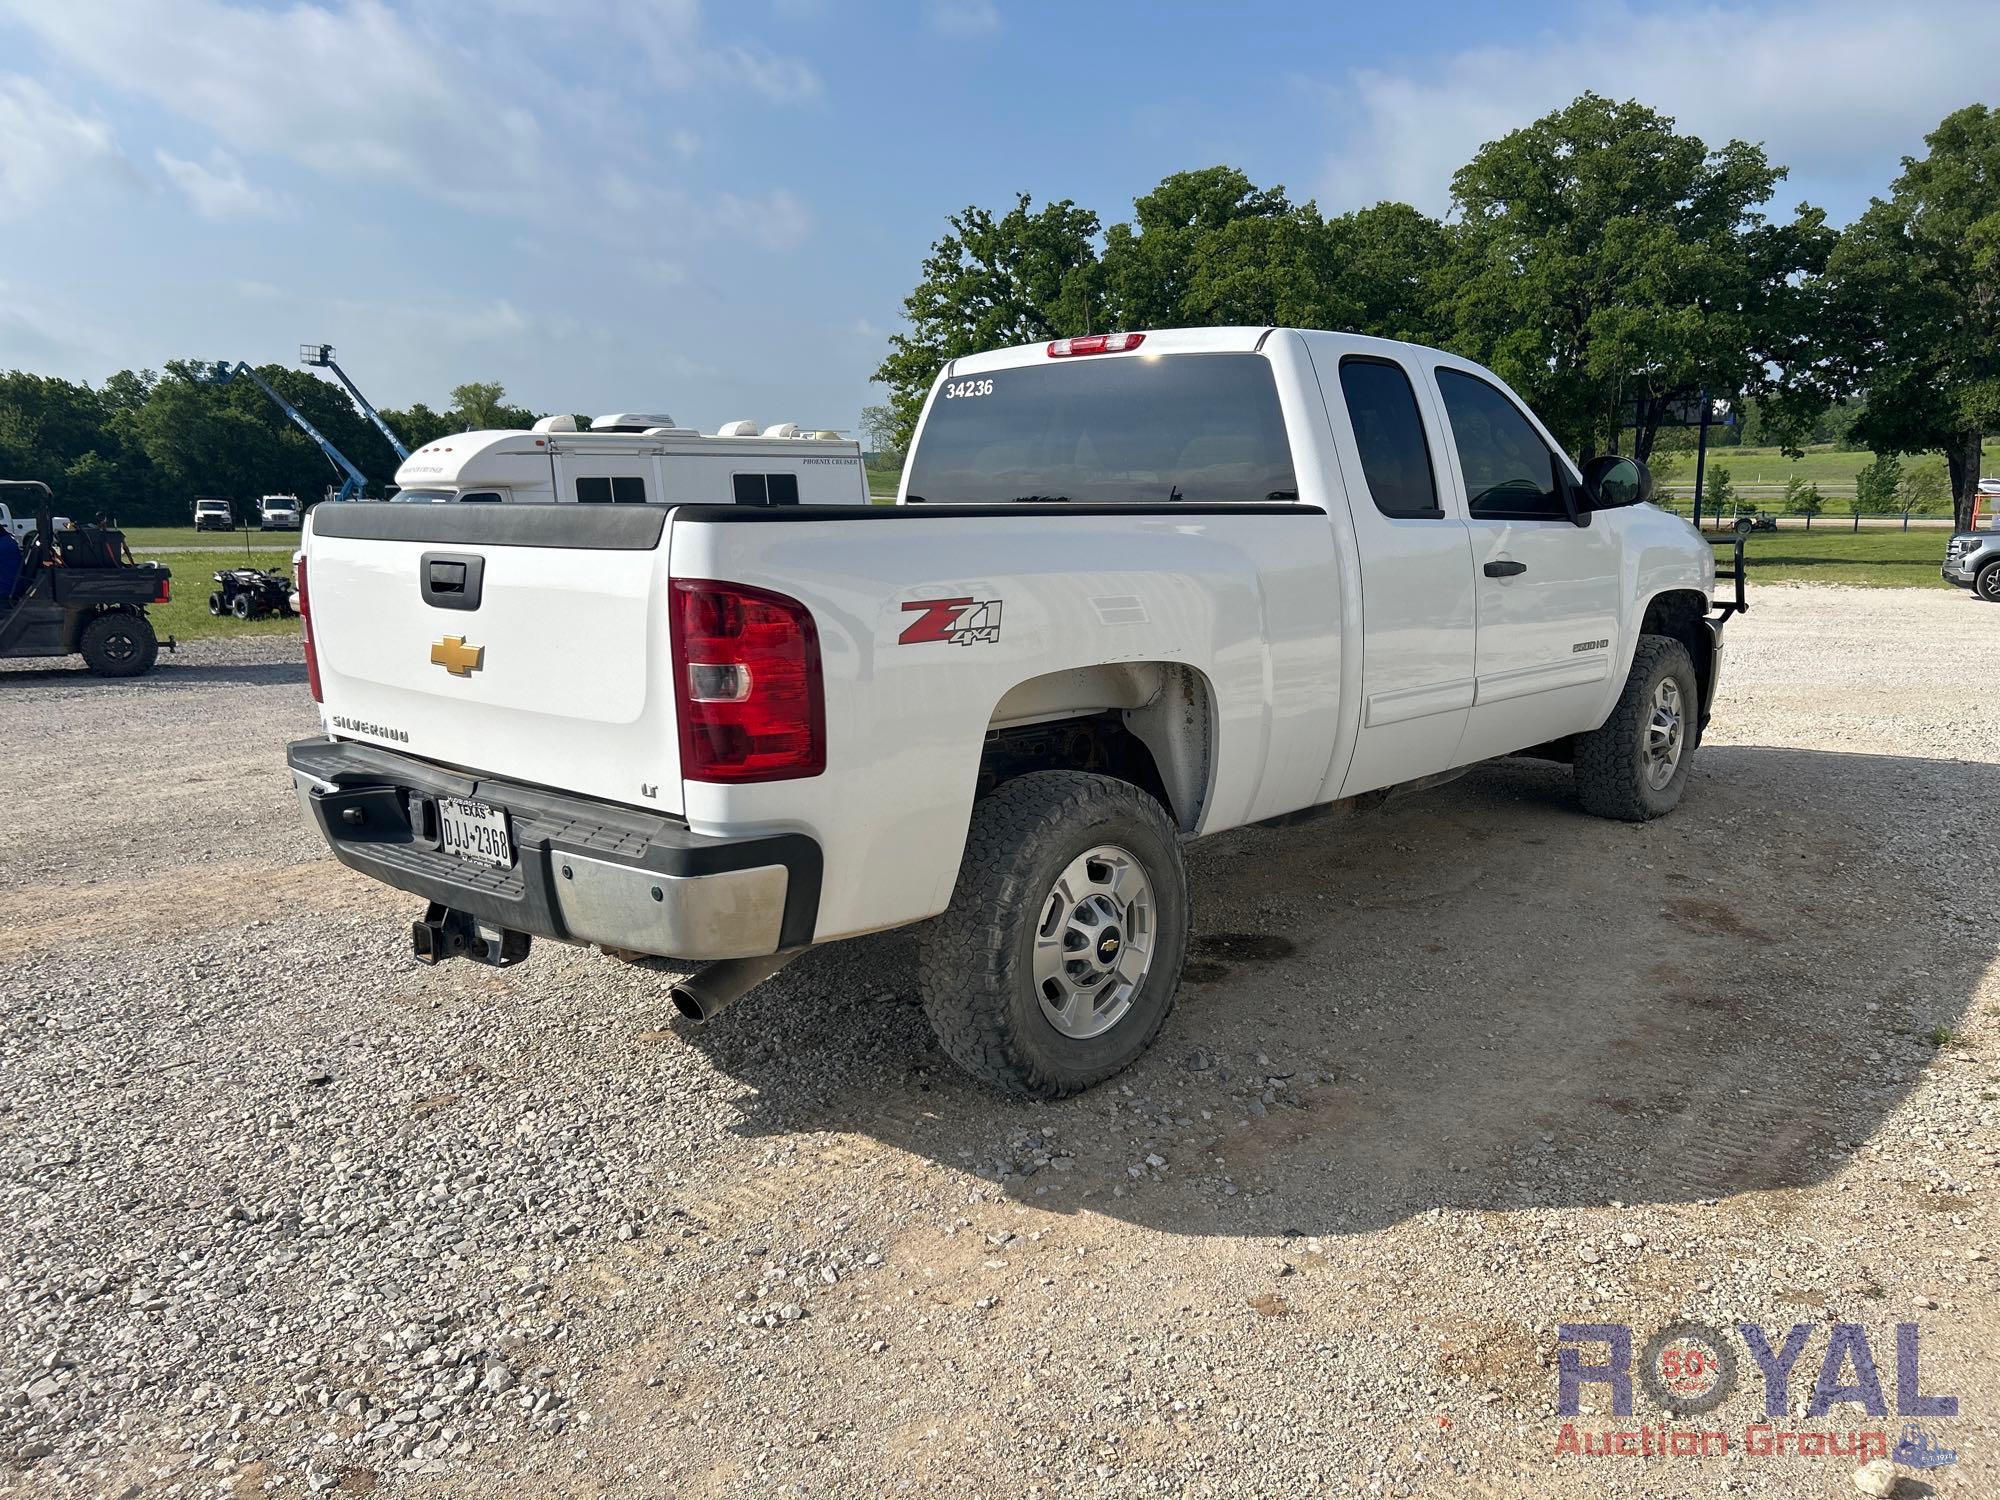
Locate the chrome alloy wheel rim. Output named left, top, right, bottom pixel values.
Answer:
left=1034, top=844, right=1156, bottom=1040
left=1645, top=677, right=1686, bottom=790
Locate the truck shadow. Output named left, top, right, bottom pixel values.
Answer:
left=679, top=744, right=1994, bottom=1237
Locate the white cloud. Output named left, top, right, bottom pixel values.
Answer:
left=0, top=0, right=820, bottom=198
left=599, top=173, right=815, bottom=252
left=712, top=44, right=822, bottom=103
left=638, top=257, right=690, bottom=286
left=0, top=75, right=125, bottom=217
left=1311, top=0, right=2000, bottom=220
left=708, top=189, right=815, bottom=252
left=155, top=148, right=290, bottom=220
left=926, top=0, right=1000, bottom=40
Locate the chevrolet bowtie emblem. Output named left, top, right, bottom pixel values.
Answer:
left=430, top=635, right=484, bottom=677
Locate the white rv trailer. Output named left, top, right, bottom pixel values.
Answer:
left=389, top=413, right=867, bottom=507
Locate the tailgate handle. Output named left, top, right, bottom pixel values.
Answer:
left=420, top=551, right=484, bottom=611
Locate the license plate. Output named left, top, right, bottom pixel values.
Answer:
left=438, top=796, right=512, bottom=869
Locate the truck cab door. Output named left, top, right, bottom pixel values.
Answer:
left=1429, top=368, right=1623, bottom=765
left=1311, top=348, right=1478, bottom=796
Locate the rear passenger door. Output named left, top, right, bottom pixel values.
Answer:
left=1314, top=349, right=1478, bottom=795
left=1429, top=367, right=1623, bottom=763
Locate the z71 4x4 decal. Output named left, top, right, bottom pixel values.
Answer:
left=899, top=597, right=1004, bottom=646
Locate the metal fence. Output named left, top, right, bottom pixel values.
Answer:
left=1652, top=500, right=1956, bottom=532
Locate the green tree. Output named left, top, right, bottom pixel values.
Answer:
left=859, top=404, right=902, bottom=459
left=1854, top=453, right=1902, bottom=514
left=380, top=402, right=458, bottom=450
left=1821, top=104, right=2000, bottom=530
left=1101, top=166, right=1292, bottom=329
left=1899, top=454, right=1950, bottom=513
left=1782, top=472, right=1824, bottom=518
left=1704, top=462, right=1736, bottom=515
left=1443, top=93, right=1832, bottom=462
left=0, top=372, right=112, bottom=479
left=1165, top=194, right=1449, bottom=337
left=449, top=381, right=535, bottom=431
left=872, top=194, right=1103, bottom=448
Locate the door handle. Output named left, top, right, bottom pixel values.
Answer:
left=1484, top=560, right=1528, bottom=578
left=419, top=551, right=484, bottom=611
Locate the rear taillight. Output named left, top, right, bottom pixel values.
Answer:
left=153, top=576, right=170, bottom=604
left=670, top=579, right=824, bottom=783
left=296, top=555, right=323, bottom=703
left=1047, top=332, right=1144, bottom=357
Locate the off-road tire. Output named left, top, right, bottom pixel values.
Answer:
left=918, top=771, right=1190, bottom=1098
left=207, top=591, right=225, bottom=616
left=1976, top=561, right=2000, bottom=603
left=78, top=610, right=157, bottom=678
left=1573, top=634, right=1699, bottom=822
left=230, top=591, right=255, bottom=620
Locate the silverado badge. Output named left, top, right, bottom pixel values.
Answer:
left=430, top=635, right=484, bottom=677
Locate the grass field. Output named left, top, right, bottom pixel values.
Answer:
left=1655, top=439, right=2000, bottom=505
left=1732, top=528, right=1953, bottom=588
left=150, top=549, right=298, bottom=641
left=125, top=525, right=301, bottom=551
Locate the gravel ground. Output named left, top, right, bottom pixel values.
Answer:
left=2, top=586, right=1995, bottom=1499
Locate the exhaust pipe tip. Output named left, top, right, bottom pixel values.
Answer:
left=666, top=950, right=801, bottom=1025
left=667, top=982, right=713, bottom=1023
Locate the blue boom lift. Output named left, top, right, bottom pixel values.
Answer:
left=299, top=343, right=410, bottom=462
left=196, top=347, right=407, bottom=502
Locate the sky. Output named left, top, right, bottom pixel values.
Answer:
left=1, top=0, right=1996, bottom=436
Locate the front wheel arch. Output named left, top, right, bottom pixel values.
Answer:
left=1637, top=588, right=1718, bottom=730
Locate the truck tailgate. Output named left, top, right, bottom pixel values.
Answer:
left=305, top=504, right=681, bottom=815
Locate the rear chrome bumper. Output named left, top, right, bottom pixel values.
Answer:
left=287, top=737, right=820, bottom=961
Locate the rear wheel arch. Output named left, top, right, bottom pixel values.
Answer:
left=977, top=661, right=1217, bottom=834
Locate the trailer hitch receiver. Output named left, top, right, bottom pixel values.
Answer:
left=411, top=902, right=531, bottom=967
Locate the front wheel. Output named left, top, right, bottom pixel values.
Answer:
left=1976, top=562, right=2000, bottom=603
left=1573, top=635, right=1700, bottom=821
left=79, top=611, right=158, bottom=678
left=918, top=771, right=1190, bottom=1098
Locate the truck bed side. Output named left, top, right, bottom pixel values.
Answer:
left=670, top=502, right=1342, bottom=941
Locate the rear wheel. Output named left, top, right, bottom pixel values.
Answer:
left=230, top=591, right=255, bottom=620
left=207, top=591, right=224, bottom=616
left=918, top=771, right=1189, bottom=1098
left=1976, top=562, right=2000, bottom=603
left=79, top=611, right=158, bottom=678
left=1573, top=635, right=1700, bottom=821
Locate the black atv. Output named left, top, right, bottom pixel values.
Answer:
left=210, top=566, right=295, bottom=621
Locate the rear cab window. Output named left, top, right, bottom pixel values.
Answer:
left=905, top=352, right=1297, bottom=506
left=1337, top=357, right=1441, bottom=519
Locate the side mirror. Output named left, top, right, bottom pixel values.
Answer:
left=1580, top=455, right=1652, bottom=511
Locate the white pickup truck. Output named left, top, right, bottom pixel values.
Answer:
left=0, top=483, right=73, bottom=541
left=288, top=326, right=1739, bottom=1096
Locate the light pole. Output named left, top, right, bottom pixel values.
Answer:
left=1690, top=389, right=1713, bottom=531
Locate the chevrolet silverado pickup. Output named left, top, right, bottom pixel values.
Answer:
left=287, top=326, right=1737, bottom=1096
